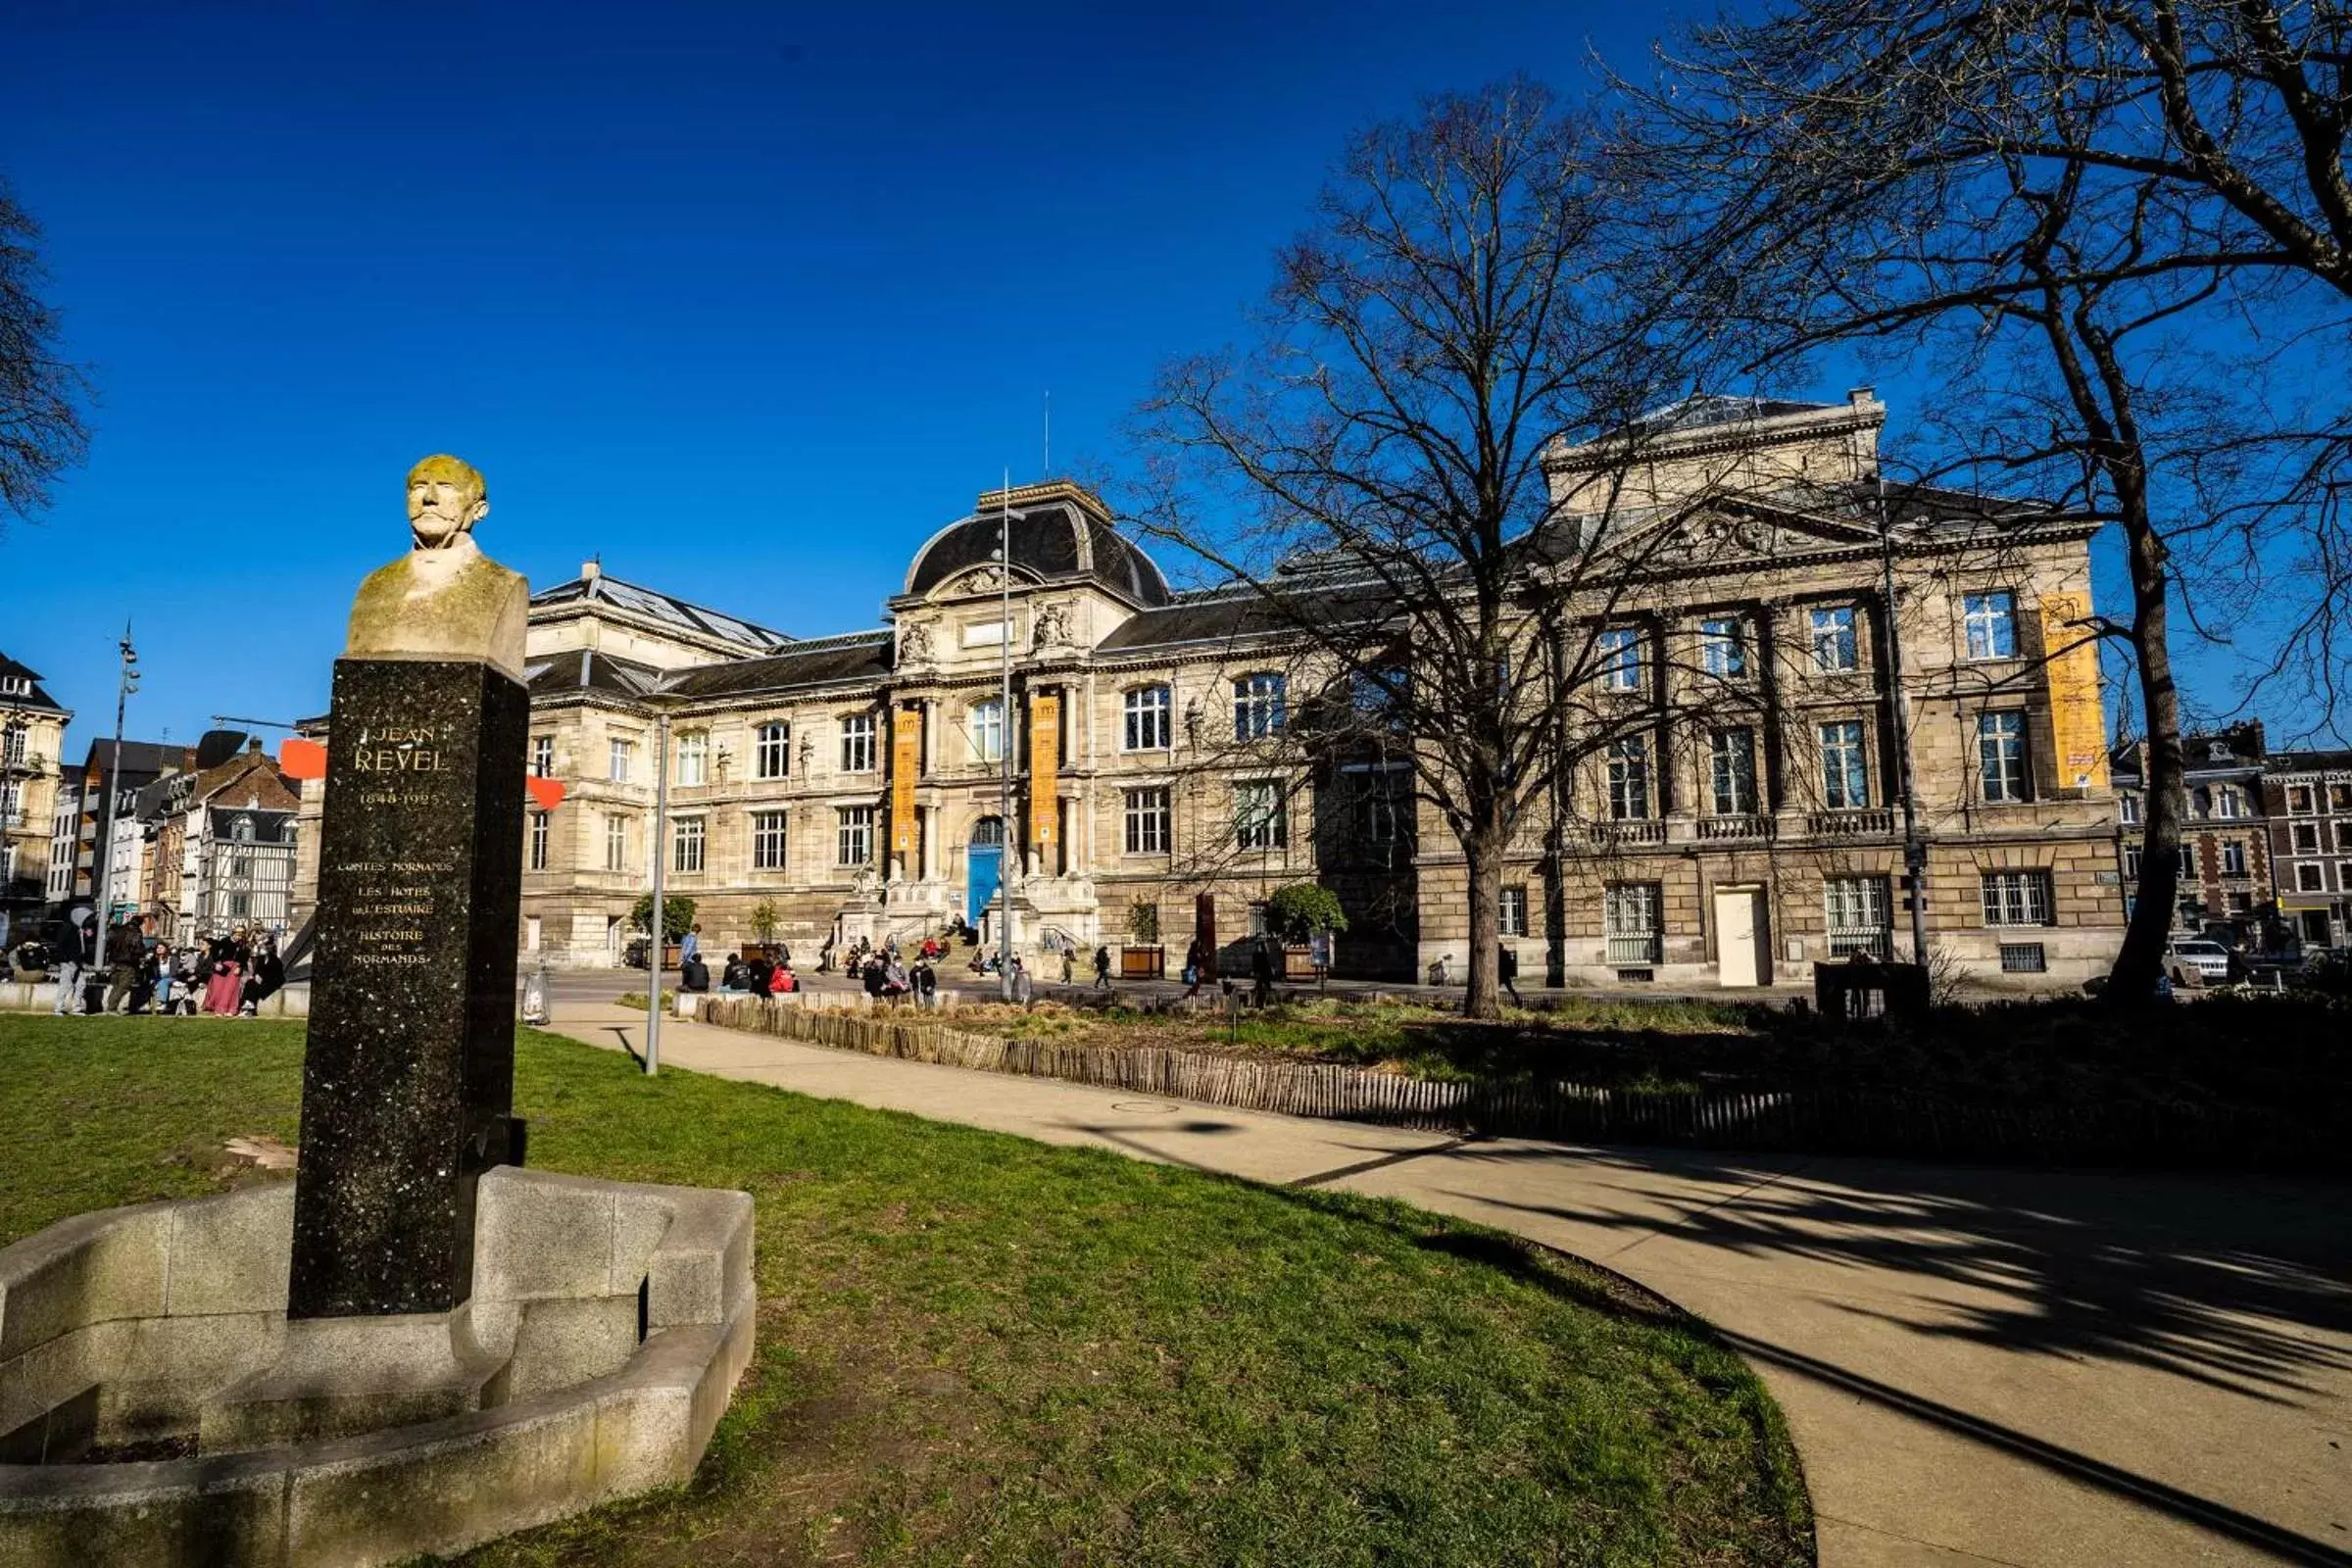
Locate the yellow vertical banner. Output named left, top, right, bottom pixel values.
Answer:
left=891, top=705, right=919, bottom=857
left=2039, top=592, right=2110, bottom=793
left=1029, top=691, right=1060, bottom=857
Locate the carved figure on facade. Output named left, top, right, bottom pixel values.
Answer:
left=1032, top=602, right=1070, bottom=649
left=898, top=623, right=933, bottom=664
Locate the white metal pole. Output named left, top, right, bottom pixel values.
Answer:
left=1000, top=473, right=1015, bottom=1000
left=645, top=706, right=669, bottom=1073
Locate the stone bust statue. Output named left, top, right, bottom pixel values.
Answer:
left=344, top=455, right=530, bottom=681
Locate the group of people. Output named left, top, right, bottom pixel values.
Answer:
left=45, top=916, right=284, bottom=1017
left=677, top=924, right=800, bottom=998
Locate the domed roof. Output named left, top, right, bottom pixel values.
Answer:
left=903, top=482, right=1171, bottom=608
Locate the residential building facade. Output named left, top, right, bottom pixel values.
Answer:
left=2264, top=752, right=2352, bottom=949
left=44, top=739, right=187, bottom=919
left=2109, top=723, right=2278, bottom=943
left=0, top=654, right=73, bottom=945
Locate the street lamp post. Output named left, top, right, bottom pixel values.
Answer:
left=90, top=625, right=138, bottom=934
left=644, top=703, right=670, bottom=1074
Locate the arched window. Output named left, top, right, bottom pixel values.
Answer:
left=1232, top=672, right=1287, bottom=739
left=968, top=699, right=1004, bottom=764
left=969, top=815, right=1006, bottom=847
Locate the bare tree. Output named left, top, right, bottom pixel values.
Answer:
left=1130, top=82, right=1729, bottom=1017
left=0, top=177, right=89, bottom=529
left=1614, top=1, right=2352, bottom=1000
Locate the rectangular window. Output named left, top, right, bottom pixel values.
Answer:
left=1998, top=942, right=2048, bottom=973
left=2215, top=786, right=2244, bottom=819
left=2119, top=793, right=2140, bottom=825
left=2338, top=859, right=2352, bottom=890
left=968, top=700, right=1004, bottom=764
left=2288, top=785, right=2316, bottom=813
left=676, top=731, right=709, bottom=787
left=604, top=813, right=627, bottom=872
left=1603, top=883, right=1662, bottom=964
left=1818, top=720, right=1869, bottom=809
left=530, top=736, right=554, bottom=778
left=1981, top=870, right=2054, bottom=927
left=2124, top=846, right=2143, bottom=879
left=1824, top=875, right=1891, bottom=957
left=840, top=713, right=876, bottom=773
left=2176, top=844, right=2197, bottom=877
left=755, top=721, right=789, bottom=779
left=1978, top=711, right=2030, bottom=803
left=1607, top=736, right=1651, bottom=819
left=1597, top=627, right=1642, bottom=692
left=608, top=738, right=633, bottom=784
left=1499, top=885, right=1529, bottom=938
left=1233, top=673, right=1288, bottom=739
left=1963, top=591, right=2017, bottom=660
left=1708, top=728, right=1757, bottom=815
left=2296, top=861, right=2325, bottom=892
left=1123, top=686, right=1171, bottom=751
left=1235, top=780, right=1287, bottom=851
left=1123, top=787, right=1170, bottom=855
left=528, top=810, right=549, bottom=871
left=673, top=816, right=705, bottom=874
left=1810, top=607, right=1858, bottom=672
left=837, top=806, right=873, bottom=866
left=2330, top=783, right=2352, bottom=811
left=2293, top=822, right=2321, bottom=853
left=1698, top=616, right=1747, bottom=679
left=1346, top=762, right=1411, bottom=858
left=752, top=809, right=788, bottom=870
left=2221, top=840, right=2248, bottom=875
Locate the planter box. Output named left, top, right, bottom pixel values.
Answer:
left=1282, top=945, right=1322, bottom=980
left=1120, top=945, right=1164, bottom=979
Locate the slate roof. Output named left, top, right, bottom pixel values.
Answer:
left=664, top=633, right=894, bottom=699
left=1094, top=582, right=1391, bottom=654
left=0, top=654, right=69, bottom=714
left=1628, top=393, right=1845, bottom=435
left=905, top=497, right=1172, bottom=608
left=529, top=573, right=792, bottom=653
left=525, top=649, right=668, bottom=702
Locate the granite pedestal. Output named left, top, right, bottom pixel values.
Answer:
left=290, top=657, right=529, bottom=1321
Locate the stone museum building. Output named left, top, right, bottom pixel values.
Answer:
left=465, top=392, right=2127, bottom=989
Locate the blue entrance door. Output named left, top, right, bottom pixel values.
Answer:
left=966, top=846, right=1002, bottom=926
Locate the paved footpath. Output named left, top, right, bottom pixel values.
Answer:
left=549, top=1004, right=2352, bottom=1568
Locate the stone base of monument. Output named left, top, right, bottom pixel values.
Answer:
left=0, top=1168, right=756, bottom=1567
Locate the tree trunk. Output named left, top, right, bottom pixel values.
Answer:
left=2108, top=507, right=2186, bottom=1005
left=1461, top=832, right=1504, bottom=1018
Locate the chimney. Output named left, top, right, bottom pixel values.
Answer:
left=1847, top=386, right=1876, bottom=408
left=581, top=558, right=601, bottom=582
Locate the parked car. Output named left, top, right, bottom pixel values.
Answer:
left=622, top=936, right=651, bottom=970
left=2165, top=939, right=2233, bottom=985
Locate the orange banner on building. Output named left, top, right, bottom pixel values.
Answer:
left=2039, top=591, right=2110, bottom=793
left=891, top=706, right=919, bottom=858
left=1028, top=692, right=1060, bottom=855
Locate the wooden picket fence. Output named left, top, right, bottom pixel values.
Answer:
left=697, top=998, right=2344, bottom=1173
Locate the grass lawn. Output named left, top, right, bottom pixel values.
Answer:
left=0, top=1014, right=1809, bottom=1567
left=938, top=992, right=2352, bottom=1118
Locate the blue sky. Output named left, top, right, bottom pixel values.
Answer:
left=0, top=0, right=2290, bottom=758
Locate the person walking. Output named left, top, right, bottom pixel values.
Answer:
left=52, top=919, right=92, bottom=1015
left=1181, top=935, right=1207, bottom=1000
left=104, top=917, right=143, bottom=1014
left=1009, top=955, right=1033, bottom=1005
left=1092, top=944, right=1112, bottom=991
left=1498, top=943, right=1523, bottom=1007
left=1250, top=939, right=1275, bottom=1008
